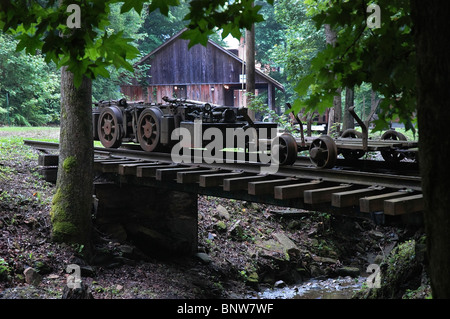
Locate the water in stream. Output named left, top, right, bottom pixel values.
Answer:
left=248, top=276, right=365, bottom=299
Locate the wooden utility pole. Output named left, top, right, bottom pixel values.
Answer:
left=324, top=24, right=341, bottom=135
left=343, top=86, right=355, bottom=131
left=245, top=15, right=256, bottom=120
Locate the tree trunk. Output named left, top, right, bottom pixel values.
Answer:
left=324, top=24, right=341, bottom=133
left=50, top=66, right=93, bottom=251
left=411, top=0, right=450, bottom=298
left=332, top=90, right=342, bottom=131
left=343, top=87, right=355, bottom=131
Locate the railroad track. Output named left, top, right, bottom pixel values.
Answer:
left=24, top=140, right=423, bottom=219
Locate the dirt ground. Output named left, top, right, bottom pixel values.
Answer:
left=0, top=128, right=424, bottom=300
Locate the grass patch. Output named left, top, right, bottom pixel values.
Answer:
left=0, top=126, right=60, bottom=142
left=0, top=126, right=60, bottom=164
left=0, top=125, right=60, bottom=133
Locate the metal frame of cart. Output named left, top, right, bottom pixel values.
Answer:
left=272, top=105, right=418, bottom=169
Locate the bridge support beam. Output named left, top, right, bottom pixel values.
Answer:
left=93, top=182, right=198, bottom=257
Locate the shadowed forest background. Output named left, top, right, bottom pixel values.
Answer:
left=0, top=0, right=375, bottom=127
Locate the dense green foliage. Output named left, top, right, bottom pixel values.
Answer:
left=270, top=0, right=325, bottom=99
left=0, top=0, right=264, bottom=125
left=248, top=0, right=376, bottom=123
left=291, top=0, right=416, bottom=132
left=0, top=32, right=60, bottom=125
left=1, top=0, right=415, bottom=130
left=90, top=2, right=147, bottom=101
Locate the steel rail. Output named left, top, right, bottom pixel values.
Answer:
left=24, top=139, right=419, bottom=172
left=24, top=140, right=422, bottom=191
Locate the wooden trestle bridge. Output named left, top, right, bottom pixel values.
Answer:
left=25, top=140, right=424, bottom=224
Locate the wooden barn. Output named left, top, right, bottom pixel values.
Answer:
left=120, top=29, right=284, bottom=113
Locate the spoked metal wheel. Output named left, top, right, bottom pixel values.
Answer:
left=271, top=133, right=298, bottom=166
left=97, top=106, right=123, bottom=148
left=309, top=135, right=338, bottom=168
left=340, top=129, right=365, bottom=160
left=137, top=107, right=163, bottom=152
left=380, top=130, right=407, bottom=162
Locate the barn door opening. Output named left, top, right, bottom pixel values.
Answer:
left=224, top=86, right=234, bottom=106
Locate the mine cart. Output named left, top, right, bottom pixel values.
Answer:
left=270, top=105, right=418, bottom=169
left=93, top=97, right=278, bottom=154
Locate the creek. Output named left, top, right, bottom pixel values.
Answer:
left=248, top=276, right=366, bottom=299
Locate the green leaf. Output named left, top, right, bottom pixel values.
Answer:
left=181, top=28, right=211, bottom=48
left=15, top=33, right=42, bottom=54
left=222, top=23, right=242, bottom=40
left=294, top=73, right=315, bottom=97
left=148, top=0, right=180, bottom=16
left=88, top=59, right=112, bottom=79
left=120, top=0, right=146, bottom=14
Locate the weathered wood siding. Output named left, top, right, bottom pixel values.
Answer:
left=122, top=84, right=230, bottom=105
left=141, top=38, right=269, bottom=87
left=121, top=83, right=262, bottom=107
left=121, top=85, right=144, bottom=101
